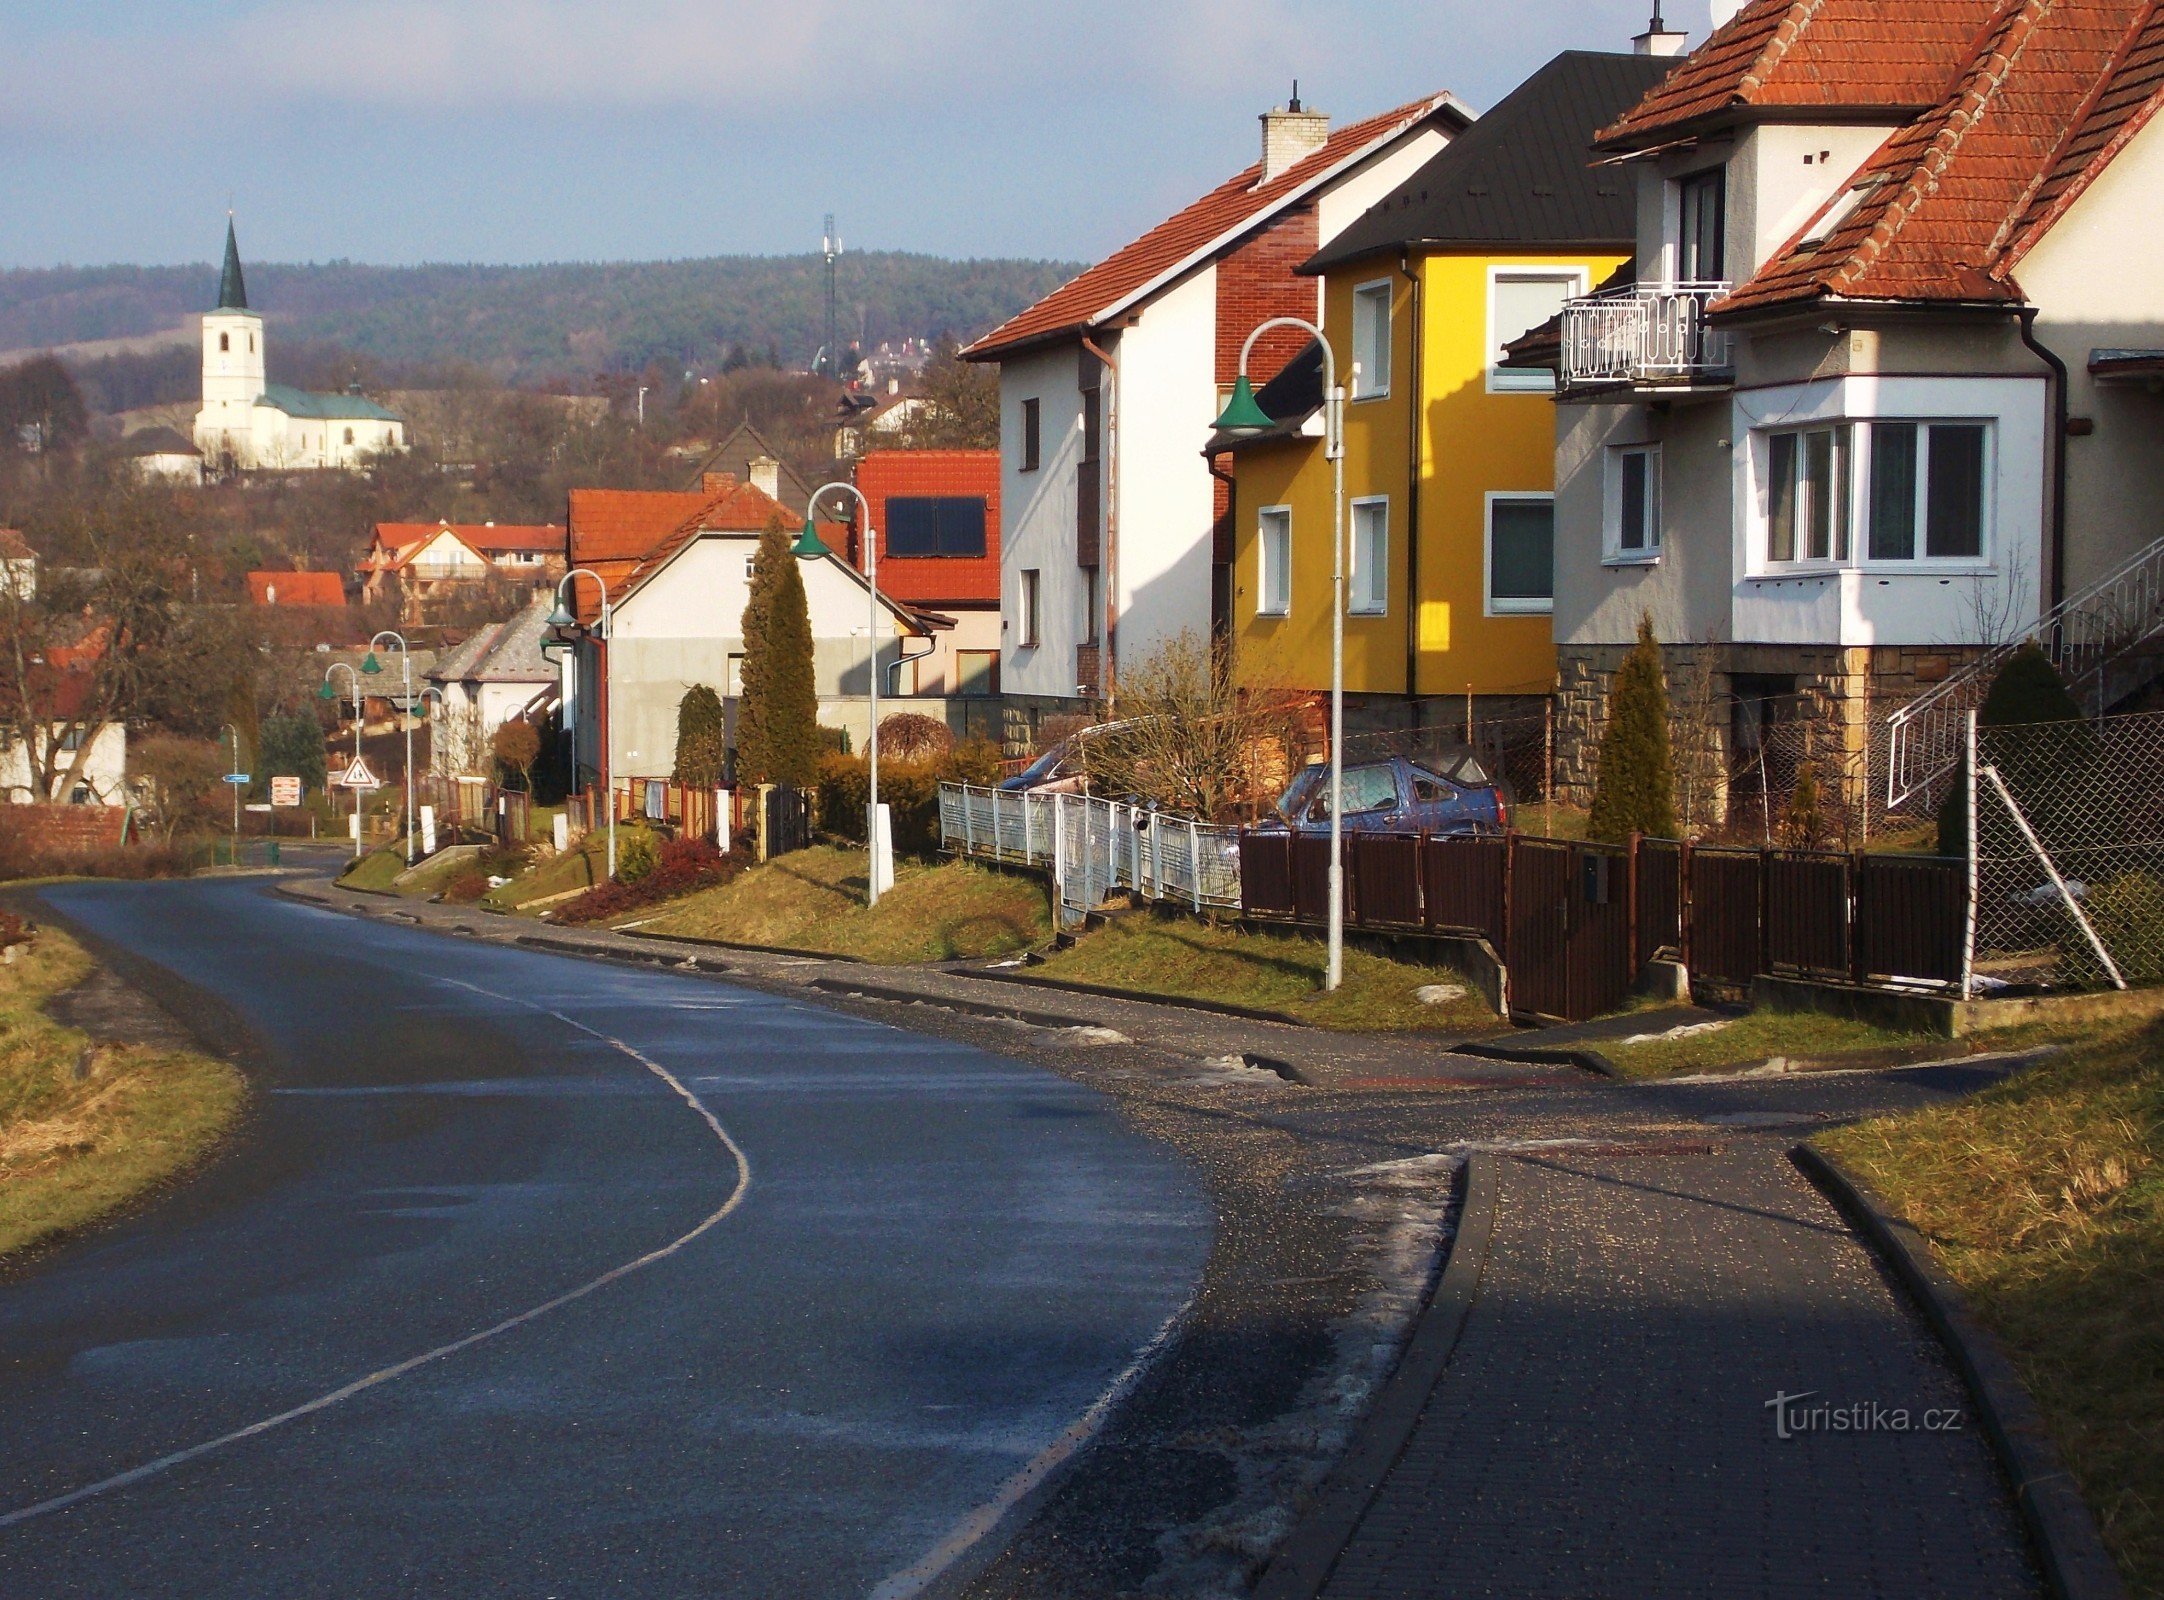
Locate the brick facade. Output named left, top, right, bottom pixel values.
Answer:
left=1215, top=205, right=1323, bottom=388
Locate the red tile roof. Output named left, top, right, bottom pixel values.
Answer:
left=853, top=450, right=1002, bottom=608
left=247, top=571, right=348, bottom=607
left=966, top=94, right=1469, bottom=360
left=1597, top=0, right=2001, bottom=149
left=1722, top=0, right=2164, bottom=313
left=373, top=521, right=564, bottom=560
left=565, top=476, right=814, bottom=624
left=0, top=528, right=35, bottom=561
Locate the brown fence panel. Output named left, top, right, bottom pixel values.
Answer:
left=1240, top=833, right=1296, bottom=918
left=1508, top=839, right=1573, bottom=1020
left=1292, top=835, right=1337, bottom=925
left=1855, top=855, right=1965, bottom=984
left=1767, top=852, right=1851, bottom=978
left=1572, top=844, right=1635, bottom=1022
left=1423, top=835, right=1507, bottom=948
left=1690, top=849, right=1764, bottom=989
left=1351, top=833, right=1423, bottom=927
left=1637, top=840, right=1685, bottom=968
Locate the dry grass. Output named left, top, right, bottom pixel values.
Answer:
left=1601, top=1010, right=1934, bottom=1079
left=485, top=835, right=609, bottom=912
left=336, top=847, right=408, bottom=894
left=640, top=846, right=1053, bottom=964
left=0, top=928, right=246, bottom=1259
left=1035, top=916, right=1499, bottom=1034
left=1820, top=1019, right=2163, bottom=1594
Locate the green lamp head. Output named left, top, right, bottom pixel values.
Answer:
left=317, top=679, right=337, bottom=701
left=544, top=597, right=578, bottom=632
left=1212, top=373, right=1275, bottom=435
left=791, top=517, right=833, bottom=560
left=360, top=651, right=383, bottom=675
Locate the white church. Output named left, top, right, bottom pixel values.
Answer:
left=193, top=220, right=407, bottom=474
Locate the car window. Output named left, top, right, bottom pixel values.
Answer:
left=1275, top=768, right=1323, bottom=820
left=1308, top=765, right=1400, bottom=820
left=1411, top=775, right=1454, bottom=805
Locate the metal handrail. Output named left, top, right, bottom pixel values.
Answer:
left=1886, top=532, right=2164, bottom=805
left=1561, top=281, right=1734, bottom=389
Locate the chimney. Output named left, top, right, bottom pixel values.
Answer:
left=1636, top=4, right=1688, bottom=54
left=749, top=455, right=781, bottom=500
left=702, top=472, right=739, bottom=497
left=1260, top=83, right=1329, bottom=183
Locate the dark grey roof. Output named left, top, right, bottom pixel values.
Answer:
left=426, top=594, right=558, bottom=686
left=1306, top=52, right=1674, bottom=272
left=120, top=425, right=200, bottom=457
left=217, top=218, right=249, bottom=311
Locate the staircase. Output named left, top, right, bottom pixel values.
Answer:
left=1885, top=534, right=2164, bottom=807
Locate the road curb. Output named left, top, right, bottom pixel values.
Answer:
left=1790, top=1143, right=2128, bottom=1600
left=1454, top=1039, right=1622, bottom=1079
left=953, top=966, right=1311, bottom=1028
left=806, top=976, right=1106, bottom=1033
left=1253, top=1151, right=1498, bottom=1600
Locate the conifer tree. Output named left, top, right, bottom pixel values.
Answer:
left=733, top=512, right=791, bottom=785
left=765, top=546, right=822, bottom=787
left=1588, top=616, right=1678, bottom=843
left=672, top=685, right=729, bottom=786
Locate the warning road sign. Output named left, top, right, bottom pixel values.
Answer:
left=334, top=758, right=383, bottom=792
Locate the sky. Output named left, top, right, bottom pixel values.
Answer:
left=0, top=0, right=1705, bottom=271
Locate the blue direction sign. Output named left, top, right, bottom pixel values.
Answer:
left=223, top=773, right=251, bottom=786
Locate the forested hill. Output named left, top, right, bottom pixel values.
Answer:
left=0, top=253, right=1080, bottom=383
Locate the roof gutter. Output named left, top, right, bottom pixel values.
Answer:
left=2020, top=304, right=2070, bottom=611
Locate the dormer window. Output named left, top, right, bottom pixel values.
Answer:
left=1677, top=168, right=1727, bottom=283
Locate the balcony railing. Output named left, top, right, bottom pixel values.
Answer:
left=1561, top=282, right=1735, bottom=392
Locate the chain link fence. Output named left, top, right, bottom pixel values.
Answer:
left=1972, top=709, right=2164, bottom=994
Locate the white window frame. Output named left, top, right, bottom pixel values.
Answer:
left=1760, top=423, right=1853, bottom=569
left=1351, top=280, right=1392, bottom=401
left=1748, top=418, right=1996, bottom=574
left=1349, top=496, right=1389, bottom=615
left=1484, top=491, right=1555, bottom=617
left=1257, top=505, right=1292, bottom=618
left=1606, top=444, right=1662, bottom=565
left=1018, top=568, right=1042, bottom=648
left=1487, top=267, right=1588, bottom=394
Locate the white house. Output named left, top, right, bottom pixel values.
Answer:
left=119, top=426, right=205, bottom=486
left=193, top=220, right=407, bottom=475
left=427, top=594, right=561, bottom=777
left=965, top=88, right=1473, bottom=738
left=1539, top=0, right=2164, bottom=810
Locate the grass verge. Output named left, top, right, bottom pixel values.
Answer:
left=1818, top=1018, right=2161, bottom=1594
left=1601, top=1010, right=1938, bottom=1079
left=639, top=846, right=1052, bottom=963
left=485, top=835, right=609, bottom=912
left=1, top=928, right=246, bottom=1260
left=1034, top=915, right=1498, bottom=1033
left=336, top=847, right=407, bottom=894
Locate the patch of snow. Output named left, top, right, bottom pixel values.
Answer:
left=1415, top=983, right=1467, bottom=1006
left=1614, top=1017, right=1732, bottom=1048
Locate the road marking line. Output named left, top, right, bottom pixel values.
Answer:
left=0, top=977, right=752, bottom=1531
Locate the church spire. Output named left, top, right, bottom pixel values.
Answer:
left=217, top=216, right=249, bottom=312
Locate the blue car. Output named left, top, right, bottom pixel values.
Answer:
left=1261, top=751, right=1509, bottom=837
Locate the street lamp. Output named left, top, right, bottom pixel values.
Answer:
left=1213, top=316, right=1352, bottom=991
left=363, top=630, right=419, bottom=865
left=319, top=662, right=365, bottom=858
left=222, top=721, right=242, bottom=863
left=544, top=568, right=616, bottom=881
left=795, top=483, right=892, bottom=905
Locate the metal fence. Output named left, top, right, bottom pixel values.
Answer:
left=938, top=784, right=1243, bottom=923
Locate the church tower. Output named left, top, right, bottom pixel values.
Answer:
left=195, top=217, right=266, bottom=471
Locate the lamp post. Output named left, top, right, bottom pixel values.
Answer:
left=223, top=721, right=242, bottom=863
left=362, top=630, right=417, bottom=864
left=794, top=483, right=891, bottom=905
left=543, top=568, right=615, bottom=882
left=318, top=662, right=365, bottom=858
left=1213, top=317, right=1352, bottom=991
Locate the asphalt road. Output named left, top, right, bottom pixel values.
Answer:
left=0, top=877, right=1211, bottom=1598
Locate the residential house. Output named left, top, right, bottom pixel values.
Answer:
left=425, top=594, right=560, bottom=777
left=1218, top=47, right=1673, bottom=736
left=0, top=529, right=36, bottom=601
left=557, top=476, right=946, bottom=790
left=195, top=220, right=407, bottom=474
left=119, top=426, right=205, bottom=486
left=851, top=449, right=1003, bottom=739
left=0, top=663, right=126, bottom=807
left=1541, top=0, right=2164, bottom=811
left=677, top=421, right=811, bottom=513
left=248, top=570, right=349, bottom=609
left=360, top=520, right=567, bottom=617
left=966, top=89, right=1474, bottom=741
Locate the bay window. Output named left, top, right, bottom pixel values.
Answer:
left=1761, top=419, right=1990, bottom=568
left=1766, top=425, right=1849, bottom=563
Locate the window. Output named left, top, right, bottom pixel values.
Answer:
left=1611, top=445, right=1662, bottom=559
left=1257, top=507, right=1292, bottom=617
left=1018, top=568, right=1041, bottom=647
left=956, top=651, right=999, bottom=698
left=885, top=496, right=987, bottom=558
left=1350, top=498, right=1389, bottom=615
left=1081, top=564, right=1100, bottom=645
left=1307, top=764, right=1401, bottom=821
left=1678, top=168, right=1727, bottom=282
left=1352, top=281, right=1392, bottom=399
left=1081, top=387, right=1101, bottom=465
left=1486, top=495, right=1555, bottom=614
left=1867, top=422, right=1988, bottom=561
left=1489, top=270, right=1585, bottom=392
left=1765, top=425, right=1851, bottom=563
left=343, top=427, right=355, bottom=446
left=219, top=332, right=230, bottom=353
left=1021, top=398, right=1042, bottom=472
left=726, top=652, right=747, bottom=697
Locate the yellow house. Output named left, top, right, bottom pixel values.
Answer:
left=1218, top=51, right=1670, bottom=723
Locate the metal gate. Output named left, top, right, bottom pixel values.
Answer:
left=1506, top=839, right=1633, bottom=1022
left=763, top=785, right=811, bottom=858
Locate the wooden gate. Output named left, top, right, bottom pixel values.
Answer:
left=1506, top=839, right=1633, bottom=1023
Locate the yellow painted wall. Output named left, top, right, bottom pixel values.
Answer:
left=1230, top=247, right=1626, bottom=701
